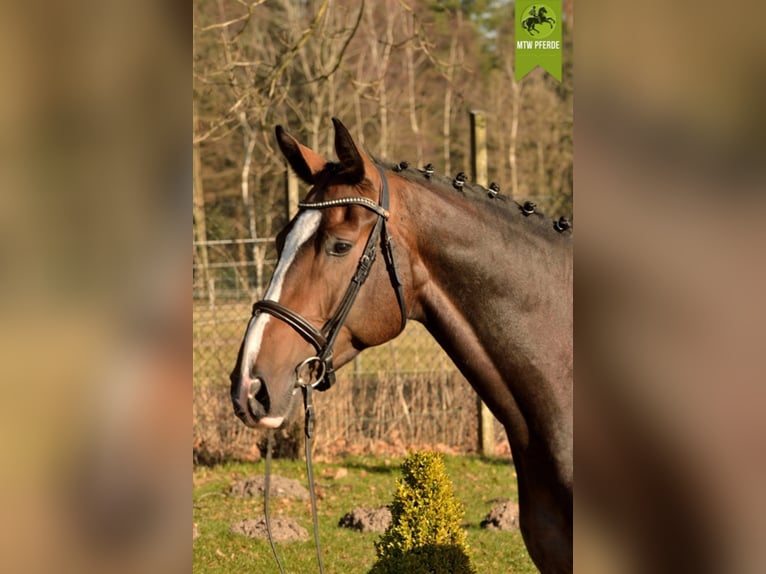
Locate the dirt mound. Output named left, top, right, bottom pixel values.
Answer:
left=480, top=499, right=519, bottom=531
left=338, top=506, right=392, bottom=533
left=230, top=516, right=308, bottom=542
left=230, top=475, right=309, bottom=500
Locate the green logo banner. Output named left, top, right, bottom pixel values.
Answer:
left=515, top=0, right=562, bottom=81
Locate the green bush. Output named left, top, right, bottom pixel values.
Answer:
left=370, top=451, right=476, bottom=574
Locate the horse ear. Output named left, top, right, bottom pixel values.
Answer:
left=275, top=125, right=326, bottom=184
left=332, top=117, right=372, bottom=185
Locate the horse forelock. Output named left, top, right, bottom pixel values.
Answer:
left=306, top=161, right=379, bottom=204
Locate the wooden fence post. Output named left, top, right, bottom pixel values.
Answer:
left=470, top=110, right=496, bottom=457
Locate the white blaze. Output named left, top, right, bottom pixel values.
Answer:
left=241, top=210, right=322, bottom=376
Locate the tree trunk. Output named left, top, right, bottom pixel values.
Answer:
left=508, top=79, right=521, bottom=199
left=192, top=100, right=213, bottom=306
left=443, top=38, right=456, bottom=174
left=364, top=1, right=395, bottom=158
left=353, top=51, right=366, bottom=148
left=442, top=10, right=462, bottom=174
left=406, top=25, right=423, bottom=166
left=537, top=139, right=545, bottom=197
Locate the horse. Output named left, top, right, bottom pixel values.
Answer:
left=522, top=6, right=556, bottom=35
left=230, top=118, right=572, bottom=573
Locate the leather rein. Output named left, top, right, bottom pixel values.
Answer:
left=250, top=164, right=407, bottom=393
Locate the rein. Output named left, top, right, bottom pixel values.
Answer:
left=254, top=165, right=407, bottom=573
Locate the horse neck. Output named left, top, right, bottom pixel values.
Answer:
left=397, top=180, right=573, bottom=453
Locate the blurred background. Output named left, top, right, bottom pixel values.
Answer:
left=576, top=0, right=766, bottom=572
left=0, top=0, right=189, bottom=573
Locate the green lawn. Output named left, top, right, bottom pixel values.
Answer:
left=193, top=454, right=538, bottom=573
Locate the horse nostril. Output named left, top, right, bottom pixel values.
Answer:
left=247, top=377, right=270, bottom=417
left=246, top=376, right=261, bottom=401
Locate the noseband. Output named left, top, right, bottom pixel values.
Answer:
left=251, top=165, right=407, bottom=391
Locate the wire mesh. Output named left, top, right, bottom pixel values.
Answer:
left=192, top=239, right=508, bottom=463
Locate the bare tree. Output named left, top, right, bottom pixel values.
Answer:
left=192, top=99, right=213, bottom=305
left=193, top=0, right=574, bottom=293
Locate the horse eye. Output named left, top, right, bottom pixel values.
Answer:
left=328, top=240, right=353, bottom=257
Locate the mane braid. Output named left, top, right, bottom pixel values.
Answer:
left=381, top=160, right=570, bottom=241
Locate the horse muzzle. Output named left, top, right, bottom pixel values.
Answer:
left=231, top=375, right=285, bottom=429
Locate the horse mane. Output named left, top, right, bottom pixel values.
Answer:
left=376, top=159, right=572, bottom=241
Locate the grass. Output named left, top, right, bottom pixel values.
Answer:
left=193, top=454, right=538, bottom=573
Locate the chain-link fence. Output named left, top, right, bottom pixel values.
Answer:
left=193, top=238, right=507, bottom=463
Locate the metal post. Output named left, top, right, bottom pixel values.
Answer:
left=470, top=110, right=496, bottom=457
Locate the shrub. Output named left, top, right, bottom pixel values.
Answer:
left=370, top=451, right=476, bottom=574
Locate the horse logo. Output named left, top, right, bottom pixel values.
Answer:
left=521, top=5, right=557, bottom=38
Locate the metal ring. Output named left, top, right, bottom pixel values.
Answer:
left=294, top=356, right=326, bottom=389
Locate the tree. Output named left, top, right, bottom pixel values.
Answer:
left=192, top=0, right=574, bottom=301
left=370, top=451, right=476, bottom=574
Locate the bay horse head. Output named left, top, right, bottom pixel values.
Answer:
left=230, top=118, right=408, bottom=428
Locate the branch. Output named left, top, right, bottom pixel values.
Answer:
left=398, top=0, right=452, bottom=74
left=194, top=0, right=266, bottom=37
left=193, top=120, right=239, bottom=145
left=301, top=0, right=365, bottom=85
left=266, top=0, right=331, bottom=98
left=193, top=90, right=251, bottom=144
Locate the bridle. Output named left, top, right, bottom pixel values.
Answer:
left=249, top=164, right=407, bottom=393
left=251, top=164, right=407, bottom=574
